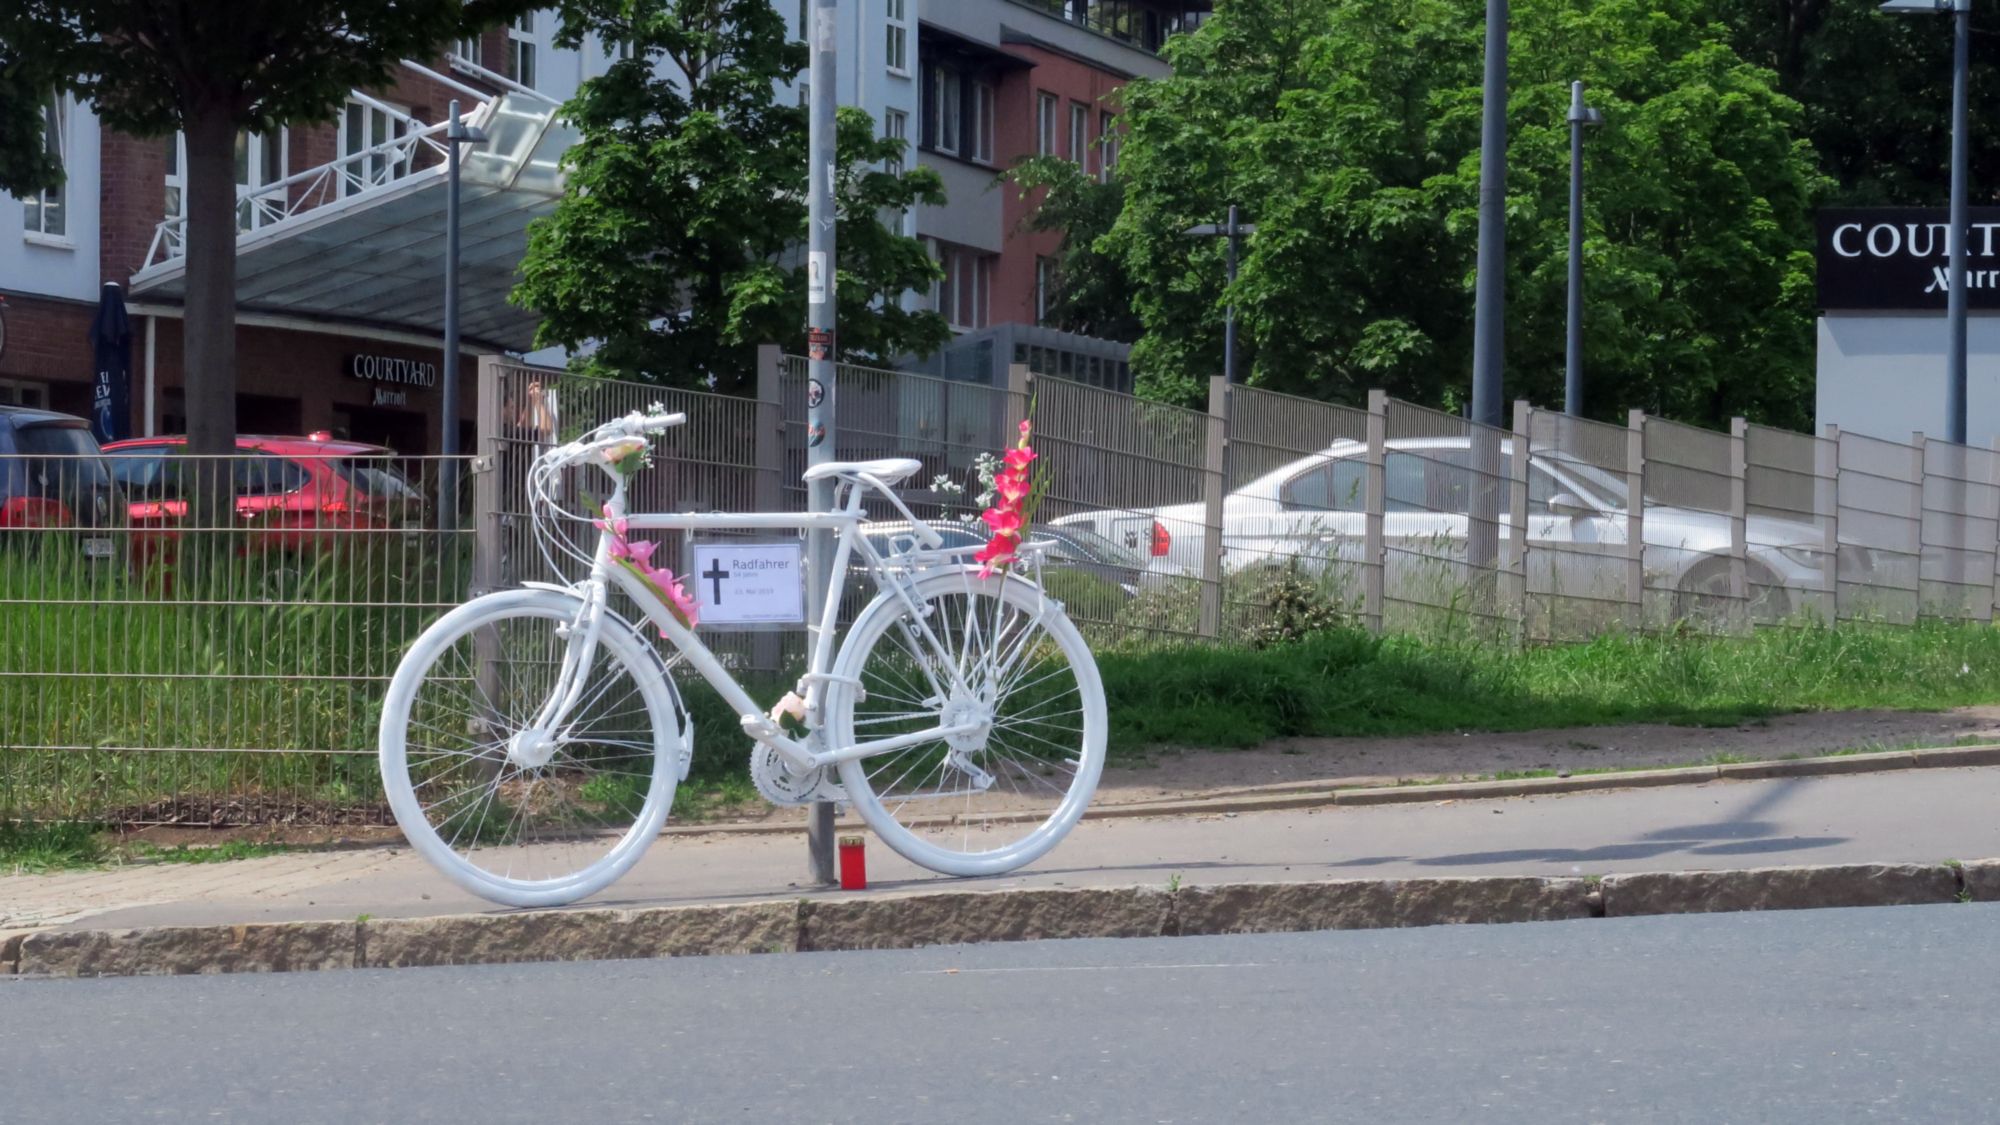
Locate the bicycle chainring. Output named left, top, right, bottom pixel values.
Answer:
left=750, top=744, right=846, bottom=806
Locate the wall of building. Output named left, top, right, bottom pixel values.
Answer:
left=992, top=42, right=1127, bottom=327
left=0, top=96, right=102, bottom=304
left=1817, top=314, right=2000, bottom=448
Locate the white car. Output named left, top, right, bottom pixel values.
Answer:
left=1052, top=436, right=1871, bottom=619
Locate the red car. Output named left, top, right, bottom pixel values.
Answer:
left=104, top=433, right=427, bottom=574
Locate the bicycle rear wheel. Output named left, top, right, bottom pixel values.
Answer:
left=378, top=589, right=680, bottom=907
left=828, top=567, right=1106, bottom=876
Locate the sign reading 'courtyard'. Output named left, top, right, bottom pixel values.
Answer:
left=688, top=542, right=807, bottom=626
left=1817, top=207, right=2000, bottom=312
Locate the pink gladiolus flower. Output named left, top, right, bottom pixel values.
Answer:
left=1018, top=419, right=1033, bottom=441
left=982, top=507, right=1023, bottom=534
left=1003, top=447, right=1036, bottom=472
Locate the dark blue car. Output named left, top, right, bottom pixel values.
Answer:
left=0, top=406, right=119, bottom=559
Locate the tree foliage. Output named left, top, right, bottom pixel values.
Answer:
left=1724, top=0, right=2000, bottom=207
left=1099, top=0, right=1825, bottom=429
left=1006, top=155, right=1143, bottom=342
left=513, top=0, right=949, bottom=393
left=0, top=0, right=530, bottom=456
left=0, top=48, right=62, bottom=197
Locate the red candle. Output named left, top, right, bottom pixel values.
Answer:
left=838, top=835, right=867, bottom=890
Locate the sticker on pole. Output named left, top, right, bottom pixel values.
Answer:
left=808, top=251, right=829, bottom=306
left=687, top=541, right=807, bottom=628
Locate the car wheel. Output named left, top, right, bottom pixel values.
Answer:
left=1672, top=558, right=1791, bottom=626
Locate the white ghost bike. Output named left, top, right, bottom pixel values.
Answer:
left=378, top=409, right=1105, bottom=907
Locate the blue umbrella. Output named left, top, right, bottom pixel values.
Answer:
left=88, top=282, right=130, bottom=444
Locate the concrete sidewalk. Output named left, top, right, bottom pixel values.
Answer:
left=8, top=765, right=2000, bottom=936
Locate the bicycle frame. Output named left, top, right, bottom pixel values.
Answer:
left=547, top=463, right=1000, bottom=776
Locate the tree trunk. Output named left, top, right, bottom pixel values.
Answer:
left=181, top=104, right=238, bottom=532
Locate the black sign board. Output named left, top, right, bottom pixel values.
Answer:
left=1817, top=207, right=2000, bottom=312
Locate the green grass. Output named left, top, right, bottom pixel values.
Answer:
left=1097, top=620, right=2000, bottom=759
left=0, top=819, right=103, bottom=873
left=8, top=521, right=2000, bottom=832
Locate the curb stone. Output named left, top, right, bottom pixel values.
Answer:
left=1600, top=862, right=1960, bottom=917
left=9, top=860, right=1989, bottom=979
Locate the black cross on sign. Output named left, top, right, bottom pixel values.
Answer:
left=702, top=560, right=730, bottom=603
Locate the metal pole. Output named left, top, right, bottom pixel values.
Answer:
left=1948, top=0, right=1970, bottom=445
left=1470, top=0, right=1508, bottom=430
left=804, top=0, right=839, bottom=886
left=441, top=98, right=464, bottom=530
left=1223, top=203, right=1239, bottom=385
left=1468, top=0, right=1508, bottom=587
left=1565, top=81, right=1586, bottom=418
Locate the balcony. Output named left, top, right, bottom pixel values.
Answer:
left=1004, top=0, right=1210, bottom=55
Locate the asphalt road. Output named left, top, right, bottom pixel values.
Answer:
left=8, top=904, right=2000, bottom=1123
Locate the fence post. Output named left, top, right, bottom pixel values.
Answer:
left=1625, top=410, right=1646, bottom=632
left=1006, top=363, right=1031, bottom=434
left=1200, top=376, right=1228, bottom=639
left=1364, top=390, right=1387, bottom=635
left=1508, top=400, right=1531, bottom=644
left=1989, top=436, right=2000, bottom=623
left=1820, top=424, right=1841, bottom=622
left=1912, top=431, right=1929, bottom=618
left=1728, top=416, right=1749, bottom=631
left=753, top=345, right=785, bottom=672
left=471, top=355, right=504, bottom=598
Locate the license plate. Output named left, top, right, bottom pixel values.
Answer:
left=82, top=537, right=114, bottom=559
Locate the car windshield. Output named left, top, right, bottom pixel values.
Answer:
left=1538, top=453, right=1637, bottom=511
left=338, top=459, right=423, bottom=500
left=16, top=424, right=111, bottom=488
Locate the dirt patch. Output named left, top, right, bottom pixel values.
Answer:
left=1095, top=706, right=2000, bottom=802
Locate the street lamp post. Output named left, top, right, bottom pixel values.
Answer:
left=1565, top=81, right=1604, bottom=418
left=1471, top=0, right=1509, bottom=431
left=1186, top=206, right=1257, bottom=385
left=1882, top=0, right=1972, bottom=445
left=804, top=0, right=840, bottom=886
left=441, top=99, right=488, bottom=532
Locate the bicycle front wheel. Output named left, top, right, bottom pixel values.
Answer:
left=829, top=568, right=1106, bottom=876
left=378, top=589, right=680, bottom=907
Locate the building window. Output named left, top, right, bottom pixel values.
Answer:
left=0, top=379, right=48, bottom=408
left=508, top=13, right=538, bottom=89
left=1068, top=102, right=1089, bottom=167
left=22, top=94, right=66, bottom=240
left=1037, top=93, right=1059, bottom=157
left=927, top=65, right=962, bottom=156
left=970, top=82, right=995, bottom=164
left=1036, top=257, right=1059, bottom=325
left=234, top=130, right=288, bottom=231
left=164, top=129, right=289, bottom=231
left=338, top=99, right=412, bottom=196
left=1100, top=111, right=1120, bottom=181
left=885, top=0, right=909, bottom=74
left=454, top=34, right=480, bottom=64
left=933, top=242, right=989, bottom=331
left=884, top=109, right=908, bottom=177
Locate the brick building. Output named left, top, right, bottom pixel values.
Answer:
left=0, top=3, right=1205, bottom=450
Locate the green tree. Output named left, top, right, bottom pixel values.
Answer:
left=1006, top=155, right=1143, bottom=342
left=513, top=0, right=947, bottom=392
left=1104, top=0, right=1825, bottom=428
left=0, top=1, right=528, bottom=457
left=0, top=48, right=62, bottom=197
left=1724, top=0, right=2000, bottom=207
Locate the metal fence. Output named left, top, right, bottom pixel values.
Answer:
left=9, top=348, right=2000, bottom=826
left=0, top=451, right=470, bottom=826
